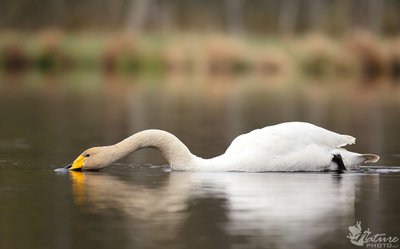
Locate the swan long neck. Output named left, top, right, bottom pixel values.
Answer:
left=112, top=130, right=196, bottom=170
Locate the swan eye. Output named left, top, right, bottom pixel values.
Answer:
left=85, top=154, right=90, bottom=157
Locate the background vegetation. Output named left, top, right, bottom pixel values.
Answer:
left=0, top=0, right=399, bottom=80
left=1, top=0, right=399, bottom=35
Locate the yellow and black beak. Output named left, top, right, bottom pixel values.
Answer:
left=65, top=155, right=85, bottom=171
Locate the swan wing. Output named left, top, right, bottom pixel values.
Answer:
left=225, top=122, right=355, bottom=157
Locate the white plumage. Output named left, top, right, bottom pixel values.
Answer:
left=222, top=122, right=356, bottom=171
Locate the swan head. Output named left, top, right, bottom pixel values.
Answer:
left=68, top=147, right=113, bottom=171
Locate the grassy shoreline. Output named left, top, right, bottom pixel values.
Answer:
left=0, top=31, right=399, bottom=80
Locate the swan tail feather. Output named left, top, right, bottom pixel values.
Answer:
left=360, top=154, right=380, bottom=163
left=337, top=135, right=356, bottom=148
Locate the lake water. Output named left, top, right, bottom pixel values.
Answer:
left=0, top=73, right=399, bottom=249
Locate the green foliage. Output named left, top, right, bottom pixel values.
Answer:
left=0, top=32, right=398, bottom=80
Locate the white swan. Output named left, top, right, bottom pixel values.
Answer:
left=67, top=122, right=379, bottom=172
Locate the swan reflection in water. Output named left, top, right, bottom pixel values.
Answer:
left=69, top=170, right=361, bottom=249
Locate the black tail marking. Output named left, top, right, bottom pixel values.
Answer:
left=332, top=154, right=346, bottom=172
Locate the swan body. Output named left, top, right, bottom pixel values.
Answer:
left=68, top=122, right=379, bottom=172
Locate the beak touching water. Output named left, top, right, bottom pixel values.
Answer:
left=65, top=155, right=85, bottom=171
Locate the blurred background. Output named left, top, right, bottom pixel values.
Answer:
left=1, top=0, right=399, bottom=163
left=0, top=0, right=399, bottom=78
left=1, top=2, right=400, bottom=249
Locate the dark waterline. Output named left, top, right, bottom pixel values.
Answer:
left=0, top=74, right=399, bottom=249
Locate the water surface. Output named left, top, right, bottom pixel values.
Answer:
left=0, top=74, right=399, bottom=249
